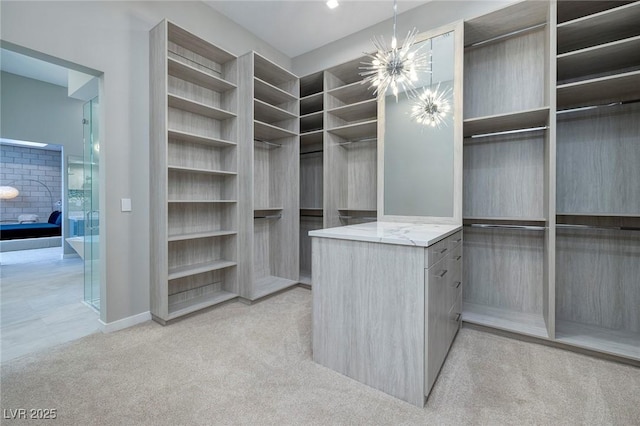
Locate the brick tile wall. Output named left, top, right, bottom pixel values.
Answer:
left=0, top=145, right=62, bottom=222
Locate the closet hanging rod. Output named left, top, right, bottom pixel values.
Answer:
left=468, top=22, right=546, bottom=48
left=254, top=214, right=282, bottom=220
left=469, top=126, right=548, bottom=139
left=337, top=137, right=377, bottom=146
left=167, top=49, right=223, bottom=75
left=556, top=224, right=640, bottom=232
left=300, top=149, right=323, bottom=155
left=465, top=224, right=547, bottom=231
left=254, top=139, right=282, bottom=148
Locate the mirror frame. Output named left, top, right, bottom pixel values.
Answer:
left=377, top=21, right=463, bottom=225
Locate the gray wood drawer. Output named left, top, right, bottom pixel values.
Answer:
left=447, top=231, right=463, bottom=251
left=425, top=230, right=463, bottom=268
left=426, top=235, right=452, bottom=268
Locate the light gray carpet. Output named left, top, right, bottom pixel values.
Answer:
left=1, top=287, right=639, bottom=425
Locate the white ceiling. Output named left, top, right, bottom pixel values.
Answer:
left=205, top=0, right=431, bottom=57
left=0, top=48, right=69, bottom=87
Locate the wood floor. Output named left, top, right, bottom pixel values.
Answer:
left=0, top=247, right=99, bottom=363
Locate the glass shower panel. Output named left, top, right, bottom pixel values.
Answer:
left=82, top=97, right=100, bottom=310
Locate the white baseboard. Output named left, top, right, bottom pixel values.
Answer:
left=99, top=311, right=151, bottom=333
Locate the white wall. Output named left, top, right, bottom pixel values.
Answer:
left=292, top=0, right=512, bottom=76
left=1, top=71, right=84, bottom=255
left=0, top=1, right=292, bottom=324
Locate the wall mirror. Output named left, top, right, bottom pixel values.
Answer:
left=378, top=22, right=463, bottom=224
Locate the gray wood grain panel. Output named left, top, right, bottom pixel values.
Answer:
left=544, top=7, right=557, bottom=339
left=299, top=215, right=323, bottom=279
left=300, top=71, right=323, bottom=97
left=347, top=141, right=377, bottom=211
left=168, top=236, right=233, bottom=270
left=150, top=20, right=169, bottom=320
left=464, top=0, right=549, bottom=46
left=300, top=92, right=323, bottom=115
left=463, top=228, right=544, bottom=314
left=464, top=132, right=545, bottom=218
left=168, top=171, right=235, bottom=201
left=323, top=117, right=348, bottom=228
left=167, top=21, right=235, bottom=65
left=463, top=107, right=549, bottom=137
left=556, top=229, right=640, bottom=333
left=300, top=152, right=322, bottom=209
left=237, top=53, right=255, bottom=299
left=463, top=301, right=549, bottom=338
left=167, top=41, right=223, bottom=78
left=464, top=29, right=546, bottom=119
left=555, top=319, right=640, bottom=361
left=167, top=57, right=236, bottom=92
left=426, top=263, right=449, bottom=393
left=168, top=107, right=223, bottom=140
left=168, top=75, right=224, bottom=110
left=556, top=102, right=640, bottom=215
left=324, top=56, right=367, bottom=88
left=269, top=134, right=300, bottom=282
left=254, top=52, right=298, bottom=94
left=557, top=35, right=640, bottom=83
left=168, top=139, right=235, bottom=172
left=556, top=2, right=640, bottom=54
left=557, top=1, right=634, bottom=24
left=556, top=70, right=640, bottom=109
left=168, top=270, right=224, bottom=298
left=167, top=203, right=235, bottom=236
left=327, top=81, right=374, bottom=107
left=312, top=237, right=426, bottom=406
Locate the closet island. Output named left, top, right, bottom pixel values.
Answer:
left=311, top=222, right=462, bottom=406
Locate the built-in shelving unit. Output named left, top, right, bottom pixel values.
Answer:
left=460, top=0, right=640, bottom=363
left=554, top=0, right=640, bottom=362
left=298, top=72, right=324, bottom=286
left=150, top=20, right=239, bottom=324
left=462, top=0, right=554, bottom=340
left=238, top=52, right=299, bottom=300
left=324, top=56, right=378, bottom=229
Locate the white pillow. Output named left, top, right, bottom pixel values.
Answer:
left=18, top=214, right=39, bottom=223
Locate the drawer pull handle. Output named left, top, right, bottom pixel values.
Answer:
left=437, top=269, right=448, bottom=278
left=455, top=255, right=462, bottom=261
left=454, top=238, right=462, bottom=243
left=439, top=248, right=448, bottom=254
left=455, top=313, right=461, bottom=322
left=455, top=281, right=461, bottom=288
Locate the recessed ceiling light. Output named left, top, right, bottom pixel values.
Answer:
left=326, top=0, right=339, bottom=9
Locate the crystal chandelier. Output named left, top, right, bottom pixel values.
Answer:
left=410, top=82, right=451, bottom=127
left=360, top=0, right=429, bottom=101
left=410, top=37, right=451, bottom=128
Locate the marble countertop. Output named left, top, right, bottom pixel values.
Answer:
left=309, top=222, right=461, bottom=247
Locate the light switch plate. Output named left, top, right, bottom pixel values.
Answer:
left=121, top=198, right=132, bottom=212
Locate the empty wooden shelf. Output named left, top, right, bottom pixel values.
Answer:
left=168, top=57, right=236, bottom=92
left=557, top=1, right=640, bottom=54
left=168, top=129, right=236, bottom=147
left=463, top=107, right=549, bottom=138
left=556, top=70, right=640, bottom=109
left=557, top=35, right=640, bottom=83
left=167, top=290, right=237, bottom=320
